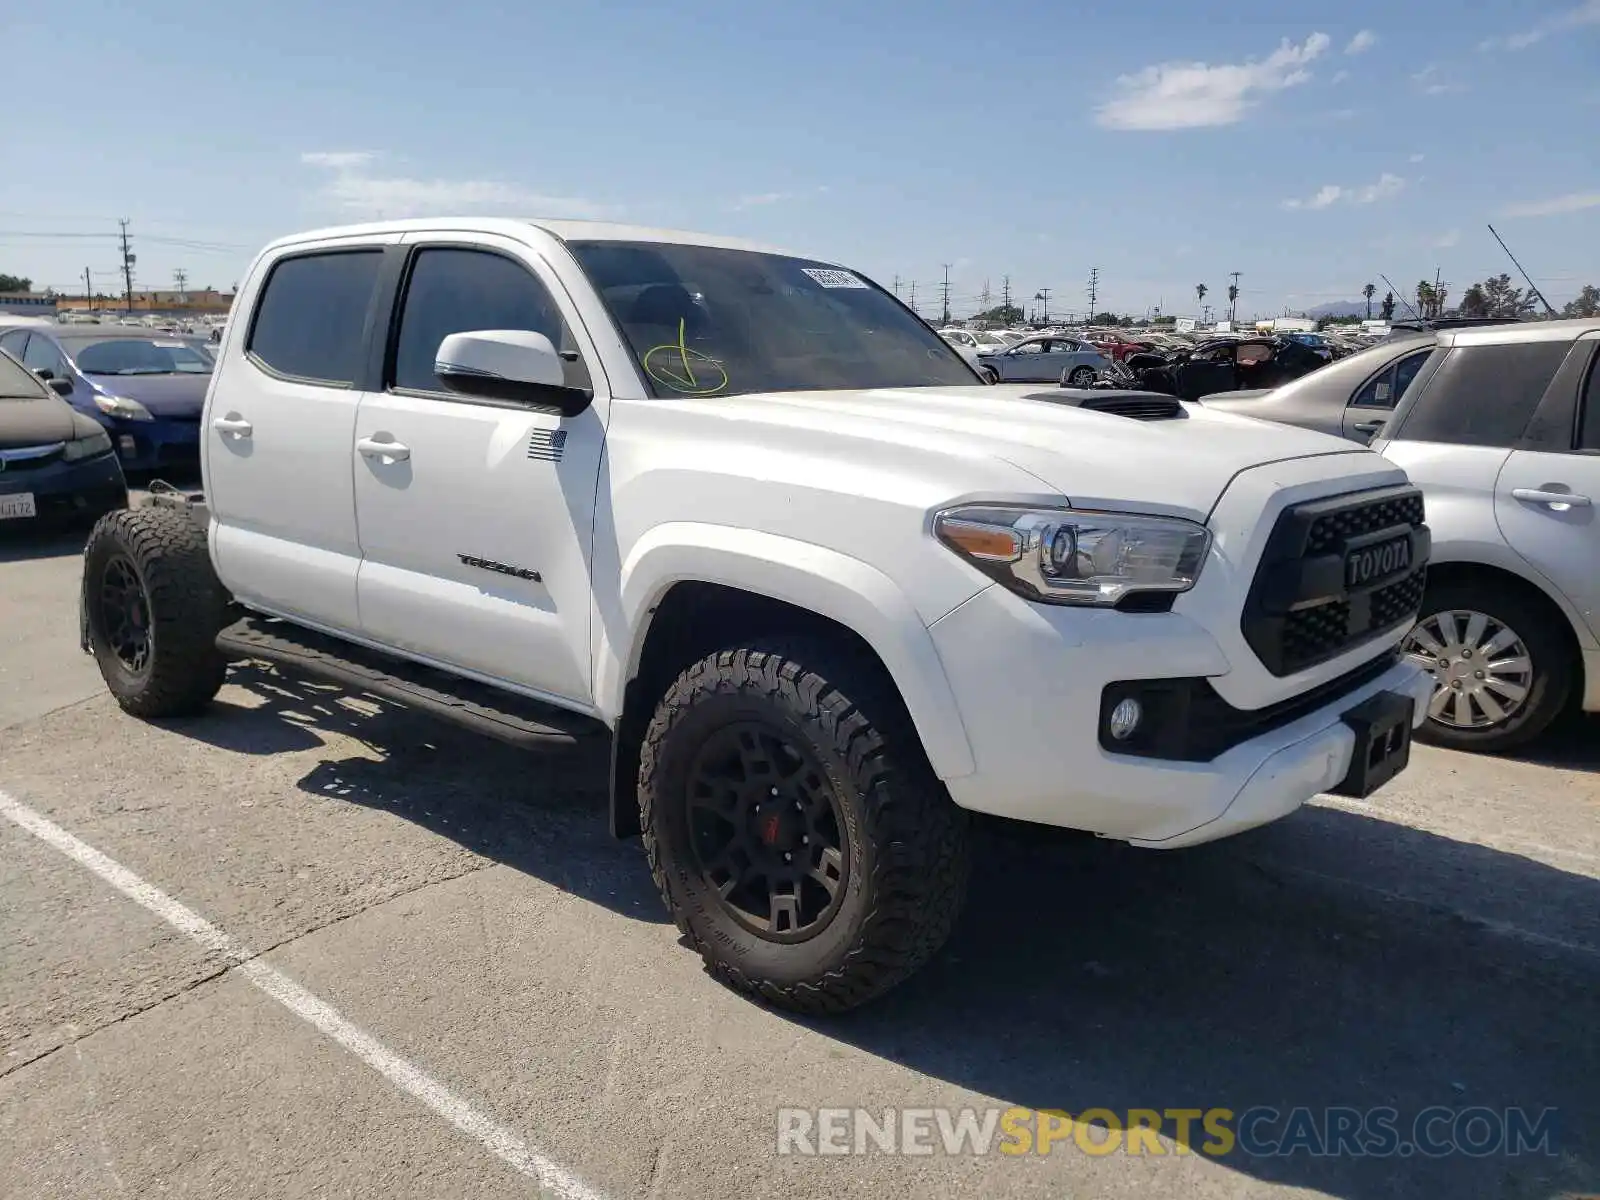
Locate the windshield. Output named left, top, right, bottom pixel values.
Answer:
left=567, top=241, right=977, bottom=397
left=0, top=350, right=49, bottom=399
left=63, top=335, right=214, bottom=376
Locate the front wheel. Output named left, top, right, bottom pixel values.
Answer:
left=1402, top=579, right=1573, bottom=752
left=638, top=642, right=970, bottom=1013
left=83, top=507, right=230, bottom=717
left=1068, top=366, right=1098, bottom=387
left=982, top=366, right=1000, bottom=385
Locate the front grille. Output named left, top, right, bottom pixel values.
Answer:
left=1306, top=492, right=1426, bottom=555
left=1243, top=484, right=1430, bottom=676
left=0, top=445, right=65, bottom=472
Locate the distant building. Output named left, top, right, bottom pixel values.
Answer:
left=0, top=292, right=59, bottom=317
left=54, top=289, right=234, bottom=315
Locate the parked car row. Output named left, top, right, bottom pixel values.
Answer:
left=0, top=347, right=128, bottom=528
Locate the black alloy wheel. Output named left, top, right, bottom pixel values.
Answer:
left=685, top=721, right=849, bottom=942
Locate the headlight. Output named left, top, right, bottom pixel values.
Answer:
left=934, top=504, right=1211, bottom=607
left=93, top=393, right=154, bottom=421
left=62, top=429, right=114, bottom=461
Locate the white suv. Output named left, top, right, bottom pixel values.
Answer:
left=1376, top=319, right=1600, bottom=750
left=78, top=218, right=1432, bottom=1011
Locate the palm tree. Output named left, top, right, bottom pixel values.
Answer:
left=1416, top=280, right=1435, bottom=319
left=1195, top=283, right=1208, bottom=313
left=1362, top=282, right=1376, bottom=319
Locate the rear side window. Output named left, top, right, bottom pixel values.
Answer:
left=1392, top=341, right=1569, bottom=447
left=247, top=250, right=383, bottom=385
left=1351, top=349, right=1429, bottom=409
left=1581, top=355, right=1600, bottom=451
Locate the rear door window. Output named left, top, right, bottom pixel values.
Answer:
left=246, top=250, right=383, bottom=386
left=1391, top=341, right=1569, bottom=447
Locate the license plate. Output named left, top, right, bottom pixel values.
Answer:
left=1333, top=690, right=1413, bottom=798
left=0, top=493, right=37, bottom=520
left=1344, top=533, right=1411, bottom=589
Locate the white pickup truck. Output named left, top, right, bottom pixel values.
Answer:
left=78, top=218, right=1433, bottom=1012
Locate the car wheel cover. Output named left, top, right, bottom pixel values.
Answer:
left=1403, top=609, right=1533, bottom=729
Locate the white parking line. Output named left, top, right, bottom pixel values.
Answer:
left=0, top=788, right=607, bottom=1200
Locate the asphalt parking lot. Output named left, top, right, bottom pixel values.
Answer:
left=2, top=507, right=1598, bottom=1198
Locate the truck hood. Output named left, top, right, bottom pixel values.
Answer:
left=698, top=385, right=1371, bottom=521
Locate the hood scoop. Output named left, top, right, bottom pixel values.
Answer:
left=1024, top=389, right=1187, bottom=421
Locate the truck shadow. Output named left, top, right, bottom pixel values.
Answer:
left=802, top=812, right=1600, bottom=1198
left=170, top=663, right=666, bottom=924
left=188, top=662, right=1599, bottom=1197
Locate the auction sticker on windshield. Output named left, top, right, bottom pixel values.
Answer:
left=801, top=268, right=869, bottom=289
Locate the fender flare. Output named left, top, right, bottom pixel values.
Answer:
left=600, top=522, right=977, bottom=781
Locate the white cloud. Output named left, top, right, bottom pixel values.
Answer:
left=1433, top=229, right=1461, bottom=249
left=300, top=151, right=377, bottom=169
left=1501, top=191, right=1600, bottom=217
left=1409, top=152, right=1426, bottom=163
left=1480, top=0, right=1600, bottom=50
left=1095, top=33, right=1330, bottom=130
left=1331, top=69, right=1351, bottom=83
left=1284, top=173, right=1406, bottom=210
left=1345, top=29, right=1378, bottom=54
left=1411, top=65, right=1463, bottom=95
left=301, top=152, right=605, bottom=219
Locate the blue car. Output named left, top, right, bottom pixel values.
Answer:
left=0, top=347, right=128, bottom=528
left=0, top=324, right=213, bottom=473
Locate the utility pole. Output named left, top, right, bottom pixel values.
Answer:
left=892, top=274, right=901, bottom=298
left=1086, top=268, right=1099, bottom=323
left=118, top=219, right=135, bottom=313
left=979, top=279, right=992, bottom=315
left=1038, top=287, right=1051, bottom=324
left=909, top=280, right=918, bottom=315
left=82, top=267, right=92, bottom=309
left=174, top=268, right=188, bottom=305
left=1229, top=271, right=1241, bottom=324
left=940, top=263, right=952, bottom=325
left=1001, top=275, right=1012, bottom=316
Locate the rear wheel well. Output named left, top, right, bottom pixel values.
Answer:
left=608, top=582, right=912, bottom=838
left=1423, top=559, right=1584, bottom=677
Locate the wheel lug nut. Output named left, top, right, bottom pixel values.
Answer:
left=1450, top=680, right=1463, bottom=689
left=1474, top=670, right=1485, bottom=680
left=1437, top=659, right=1449, bottom=669
left=1461, top=648, right=1473, bottom=659
left=770, top=787, right=779, bottom=796
left=784, top=852, right=792, bottom=863
left=801, top=835, right=810, bottom=845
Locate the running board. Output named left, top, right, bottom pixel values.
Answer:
left=215, top=616, right=602, bottom=749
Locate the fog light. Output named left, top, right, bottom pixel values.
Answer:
left=1108, top=697, right=1143, bottom=741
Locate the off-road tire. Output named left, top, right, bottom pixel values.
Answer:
left=83, top=507, right=229, bottom=717
left=1410, top=578, right=1574, bottom=753
left=639, top=641, right=970, bottom=1014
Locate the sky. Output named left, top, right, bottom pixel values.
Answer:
left=3, top=0, right=1597, bottom=320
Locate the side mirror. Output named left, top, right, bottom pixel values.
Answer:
left=434, top=330, right=593, bottom=418
left=48, top=377, right=72, bottom=396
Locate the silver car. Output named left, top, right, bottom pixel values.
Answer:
left=976, top=335, right=1110, bottom=385
left=1373, top=319, right=1600, bottom=751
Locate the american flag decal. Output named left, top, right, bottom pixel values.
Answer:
left=527, top=428, right=568, bottom=462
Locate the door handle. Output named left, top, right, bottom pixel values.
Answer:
left=1352, top=420, right=1386, bottom=433
left=1511, top=488, right=1591, bottom=509
left=212, top=415, right=253, bottom=437
left=356, top=436, right=410, bottom=463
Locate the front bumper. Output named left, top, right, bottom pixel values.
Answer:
left=0, top=452, right=128, bottom=528
left=928, top=584, right=1432, bottom=848
left=101, top=415, right=201, bottom=472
